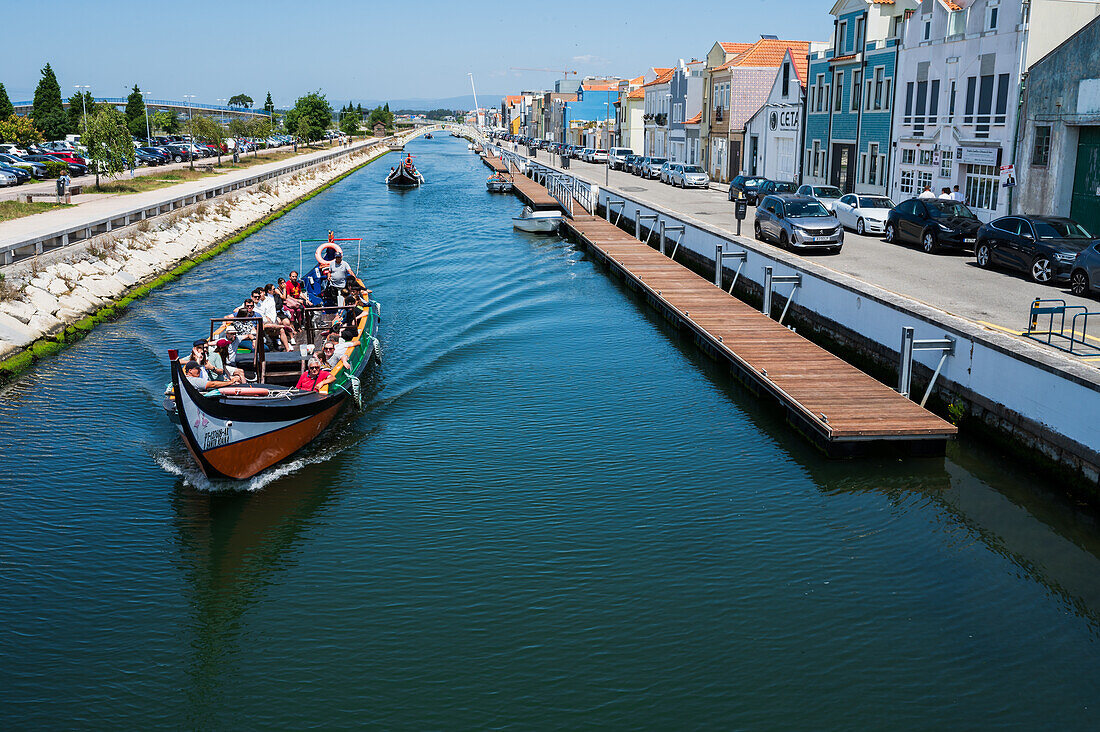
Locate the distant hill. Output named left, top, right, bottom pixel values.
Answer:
left=340, top=93, right=508, bottom=111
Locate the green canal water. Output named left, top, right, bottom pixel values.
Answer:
left=2, top=136, right=1099, bottom=728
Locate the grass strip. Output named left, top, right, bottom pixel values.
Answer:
left=0, top=146, right=392, bottom=384
left=0, top=199, right=75, bottom=222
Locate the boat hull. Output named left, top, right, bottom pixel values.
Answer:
left=512, top=216, right=560, bottom=233
left=386, top=167, right=423, bottom=187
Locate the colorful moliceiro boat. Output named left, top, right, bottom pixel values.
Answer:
left=164, top=290, right=381, bottom=480
left=386, top=159, right=424, bottom=187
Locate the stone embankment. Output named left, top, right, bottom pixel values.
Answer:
left=0, top=137, right=402, bottom=368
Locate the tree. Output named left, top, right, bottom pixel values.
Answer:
left=83, top=106, right=134, bottom=187
left=227, top=117, right=250, bottom=158
left=66, top=91, right=96, bottom=136
left=228, top=94, right=253, bottom=109
left=284, top=91, right=331, bottom=145
left=249, top=117, right=273, bottom=157
left=0, top=115, right=44, bottom=146
left=124, top=84, right=148, bottom=139
left=0, top=83, right=13, bottom=121
left=186, top=114, right=226, bottom=165
left=263, top=92, right=275, bottom=114
left=339, top=112, right=360, bottom=138
left=32, top=63, right=68, bottom=141
left=151, top=109, right=180, bottom=134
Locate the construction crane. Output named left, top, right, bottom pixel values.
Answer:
left=509, top=67, right=578, bottom=79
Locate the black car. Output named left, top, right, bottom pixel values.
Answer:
left=975, top=216, right=1096, bottom=284
left=0, top=163, right=32, bottom=183
left=885, top=198, right=981, bottom=253
left=164, top=144, right=197, bottom=162
left=727, top=175, right=769, bottom=203
left=135, top=148, right=167, bottom=165
left=757, top=180, right=797, bottom=198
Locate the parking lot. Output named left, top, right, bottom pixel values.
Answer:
left=520, top=149, right=1100, bottom=358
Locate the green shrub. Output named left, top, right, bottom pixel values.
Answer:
left=42, top=160, right=70, bottom=178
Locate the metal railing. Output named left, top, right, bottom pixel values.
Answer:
left=1024, top=299, right=1100, bottom=356
left=898, top=327, right=956, bottom=406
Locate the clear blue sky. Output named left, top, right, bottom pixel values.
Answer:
left=3, top=0, right=835, bottom=107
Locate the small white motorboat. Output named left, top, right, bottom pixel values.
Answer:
left=512, top=206, right=562, bottom=233
left=486, top=174, right=513, bottom=193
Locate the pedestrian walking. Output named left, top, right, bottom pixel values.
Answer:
left=952, top=185, right=965, bottom=203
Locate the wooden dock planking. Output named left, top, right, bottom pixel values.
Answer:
left=563, top=214, right=957, bottom=449
left=480, top=155, right=561, bottom=209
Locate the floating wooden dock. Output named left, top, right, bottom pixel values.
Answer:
left=481, top=156, right=560, bottom=209
left=564, top=215, right=957, bottom=454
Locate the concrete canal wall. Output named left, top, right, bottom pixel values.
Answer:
left=469, top=133, right=1099, bottom=493
left=0, top=128, right=433, bottom=375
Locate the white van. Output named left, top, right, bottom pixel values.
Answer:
left=608, top=147, right=634, bottom=170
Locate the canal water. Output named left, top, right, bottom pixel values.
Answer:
left=2, top=136, right=1099, bottom=728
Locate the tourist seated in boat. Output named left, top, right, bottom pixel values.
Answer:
left=254, top=287, right=294, bottom=352
left=184, top=360, right=240, bottom=392
left=282, top=273, right=305, bottom=324
left=295, top=358, right=332, bottom=392
left=209, top=338, right=247, bottom=385
left=264, top=283, right=299, bottom=341
left=334, top=286, right=371, bottom=340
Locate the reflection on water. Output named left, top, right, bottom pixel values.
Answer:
left=3, top=136, right=1100, bottom=728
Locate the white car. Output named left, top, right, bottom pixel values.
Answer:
left=796, top=184, right=844, bottom=212
left=834, top=193, right=896, bottom=236
left=607, top=147, right=633, bottom=169
left=591, top=149, right=609, bottom=163
left=0, top=143, right=28, bottom=157
left=672, top=164, right=710, bottom=188
left=0, top=169, right=18, bottom=186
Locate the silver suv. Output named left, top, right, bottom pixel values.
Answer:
left=754, top=194, right=844, bottom=253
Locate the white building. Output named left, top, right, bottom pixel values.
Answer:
left=643, top=68, right=674, bottom=156
left=743, top=49, right=807, bottom=183
left=890, top=0, right=1100, bottom=221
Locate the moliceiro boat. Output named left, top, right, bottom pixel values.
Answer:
left=512, top=206, right=563, bottom=233
left=386, top=156, right=424, bottom=187
left=164, top=271, right=380, bottom=480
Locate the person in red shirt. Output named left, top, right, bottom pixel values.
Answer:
left=295, top=358, right=331, bottom=392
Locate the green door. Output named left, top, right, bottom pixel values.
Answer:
left=1071, top=127, right=1100, bottom=235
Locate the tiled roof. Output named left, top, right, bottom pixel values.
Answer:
left=630, top=75, right=646, bottom=85
left=582, top=82, right=619, bottom=91
left=685, top=111, right=702, bottom=124
left=938, top=0, right=964, bottom=10
left=717, top=39, right=811, bottom=71
left=872, top=0, right=895, bottom=4
left=719, top=42, right=754, bottom=54
left=503, top=95, right=523, bottom=105
left=641, top=67, right=676, bottom=87
left=653, top=67, right=672, bottom=75
left=627, top=88, right=645, bottom=100
left=830, top=53, right=859, bottom=63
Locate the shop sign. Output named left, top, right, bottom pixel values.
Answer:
left=769, top=109, right=800, bottom=131
left=958, top=146, right=1000, bottom=166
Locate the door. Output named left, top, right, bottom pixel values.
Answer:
left=836, top=194, right=857, bottom=228
left=991, top=218, right=1024, bottom=268
left=830, top=143, right=856, bottom=193
left=749, top=136, right=759, bottom=176
left=729, top=140, right=742, bottom=181
left=1071, top=127, right=1100, bottom=236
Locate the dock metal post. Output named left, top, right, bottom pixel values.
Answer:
left=762, top=266, right=774, bottom=316
left=659, top=220, right=666, bottom=255
left=715, top=245, right=724, bottom=287
left=715, top=245, right=747, bottom=293
left=635, top=209, right=642, bottom=239
left=898, top=327, right=915, bottom=397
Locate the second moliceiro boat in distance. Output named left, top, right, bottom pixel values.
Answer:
left=386, top=154, right=424, bottom=187
left=512, top=206, right=563, bottom=233
left=164, top=242, right=381, bottom=480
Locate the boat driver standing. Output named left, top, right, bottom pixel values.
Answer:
left=327, top=251, right=355, bottom=296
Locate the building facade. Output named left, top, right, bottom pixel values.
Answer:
left=743, top=49, right=809, bottom=182
left=804, top=0, right=917, bottom=195
left=1016, top=14, right=1100, bottom=234
left=668, top=61, right=705, bottom=164
left=643, top=68, right=675, bottom=156
left=700, top=42, right=754, bottom=181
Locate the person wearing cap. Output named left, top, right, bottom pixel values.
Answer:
left=294, top=358, right=331, bottom=392
left=184, top=360, right=238, bottom=392
left=327, top=251, right=355, bottom=292
left=208, top=338, right=247, bottom=384
left=181, top=339, right=211, bottom=381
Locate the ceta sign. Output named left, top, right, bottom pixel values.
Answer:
left=769, top=109, right=800, bottom=132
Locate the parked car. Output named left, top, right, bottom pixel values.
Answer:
left=796, top=184, right=844, bottom=211
left=672, top=164, right=710, bottom=188
left=591, top=149, right=609, bottom=163
left=660, top=162, right=677, bottom=183
left=0, top=168, right=18, bottom=187
left=0, top=163, right=31, bottom=184
left=1070, top=240, right=1100, bottom=297
left=0, top=143, right=28, bottom=156
left=0, top=153, right=46, bottom=178
left=833, top=194, right=895, bottom=236
left=754, top=194, right=844, bottom=253
left=608, top=147, right=633, bottom=170
left=622, top=155, right=639, bottom=174
left=757, top=180, right=797, bottom=199
left=137, top=147, right=170, bottom=165
left=642, top=157, right=668, bottom=179
left=23, top=154, right=87, bottom=176
left=885, top=198, right=981, bottom=253
left=44, top=151, right=87, bottom=166
left=165, top=144, right=197, bottom=162
left=976, top=216, right=1096, bottom=284
left=628, top=156, right=646, bottom=175
left=727, top=175, right=767, bottom=203
left=580, top=147, right=595, bottom=161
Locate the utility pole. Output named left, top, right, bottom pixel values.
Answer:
left=74, top=85, right=91, bottom=139
left=183, top=94, right=196, bottom=170
left=142, top=89, right=152, bottom=142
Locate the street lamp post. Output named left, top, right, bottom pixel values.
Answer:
left=74, top=85, right=91, bottom=139
left=139, top=89, right=152, bottom=143
left=605, top=92, right=611, bottom=186
left=183, top=94, right=196, bottom=169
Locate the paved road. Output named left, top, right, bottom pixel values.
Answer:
left=529, top=151, right=1098, bottom=357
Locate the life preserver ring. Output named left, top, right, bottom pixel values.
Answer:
left=316, top=242, right=343, bottom=266
left=219, top=387, right=270, bottom=397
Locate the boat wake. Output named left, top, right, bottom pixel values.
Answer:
left=154, top=449, right=331, bottom=493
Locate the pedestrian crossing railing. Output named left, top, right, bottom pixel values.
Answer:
left=1024, top=299, right=1100, bottom=357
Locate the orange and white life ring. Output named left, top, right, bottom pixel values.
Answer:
left=316, top=242, right=343, bottom=267
left=219, top=387, right=270, bottom=397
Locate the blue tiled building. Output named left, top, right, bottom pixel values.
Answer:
left=803, top=0, right=917, bottom=194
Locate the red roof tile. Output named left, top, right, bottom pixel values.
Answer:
left=718, top=39, right=811, bottom=71
left=685, top=111, right=702, bottom=124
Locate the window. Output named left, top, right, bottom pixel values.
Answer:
left=782, top=63, right=791, bottom=97
left=900, top=169, right=914, bottom=195
left=919, top=149, right=934, bottom=166
left=838, top=20, right=848, bottom=53
left=923, top=18, right=931, bottom=41
left=834, top=71, right=844, bottom=112
left=929, top=80, right=940, bottom=121
left=948, top=80, right=957, bottom=122
left=868, top=143, right=880, bottom=186
left=995, top=73, right=1010, bottom=124
left=901, top=148, right=915, bottom=165
left=966, top=164, right=999, bottom=210
left=869, top=68, right=886, bottom=110
left=1032, top=125, right=1052, bottom=166
left=815, top=74, right=825, bottom=112
left=917, top=170, right=933, bottom=192
left=905, top=82, right=914, bottom=123
left=855, top=16, right=865, bottom=52
left=940, top=148, right=954, bottom=178
left=812, top=140, right=821, bottom=177
left=852, top=70, right=862, bottom=112
left=948, top=10, right=967, bottom=36
left=986, top=2, right=999, bottom=31
left=824, top=81, right=831, bottom=113
left=892, top=16, right=905, bottom=38
left=964, top=76, right=977, bottom=123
